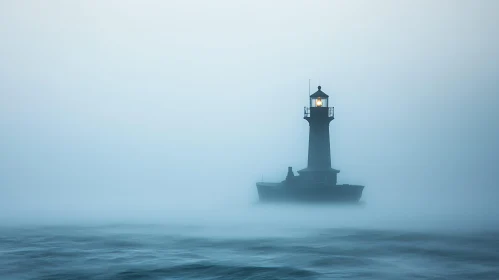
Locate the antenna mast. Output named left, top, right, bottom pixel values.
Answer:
left=309, top=79, right=311, bottom=97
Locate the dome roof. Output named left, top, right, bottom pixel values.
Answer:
left=310, top=86, right=329, bottom=98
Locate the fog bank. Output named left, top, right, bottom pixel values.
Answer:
left=1, top=1, right=498, bottom=231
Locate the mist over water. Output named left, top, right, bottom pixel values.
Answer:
left=1, top=1, right=499, bottom=279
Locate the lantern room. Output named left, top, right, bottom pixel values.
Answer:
left=310, top=86, right=329, bottom=108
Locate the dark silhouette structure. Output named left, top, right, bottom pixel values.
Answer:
left=256, top=86, right=364, bottom=202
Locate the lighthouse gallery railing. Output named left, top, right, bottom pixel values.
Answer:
left=303, top=107, right=335, bottom=118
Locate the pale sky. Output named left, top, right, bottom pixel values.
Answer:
left=0, top=1, right=498, bottom=226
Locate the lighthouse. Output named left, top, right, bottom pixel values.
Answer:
left=298, top=86, right=340, bottom=185
left=256, top=85, right=365, bottom=203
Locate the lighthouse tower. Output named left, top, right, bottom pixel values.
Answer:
left=297, top=86, right=340, bottom=185
left=255, top=84, right=364, bottom=202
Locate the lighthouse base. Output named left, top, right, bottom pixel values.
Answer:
left=256, top=182, right=364, bottom=203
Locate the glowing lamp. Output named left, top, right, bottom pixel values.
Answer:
left=316, top=97, right=323, bottom=107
